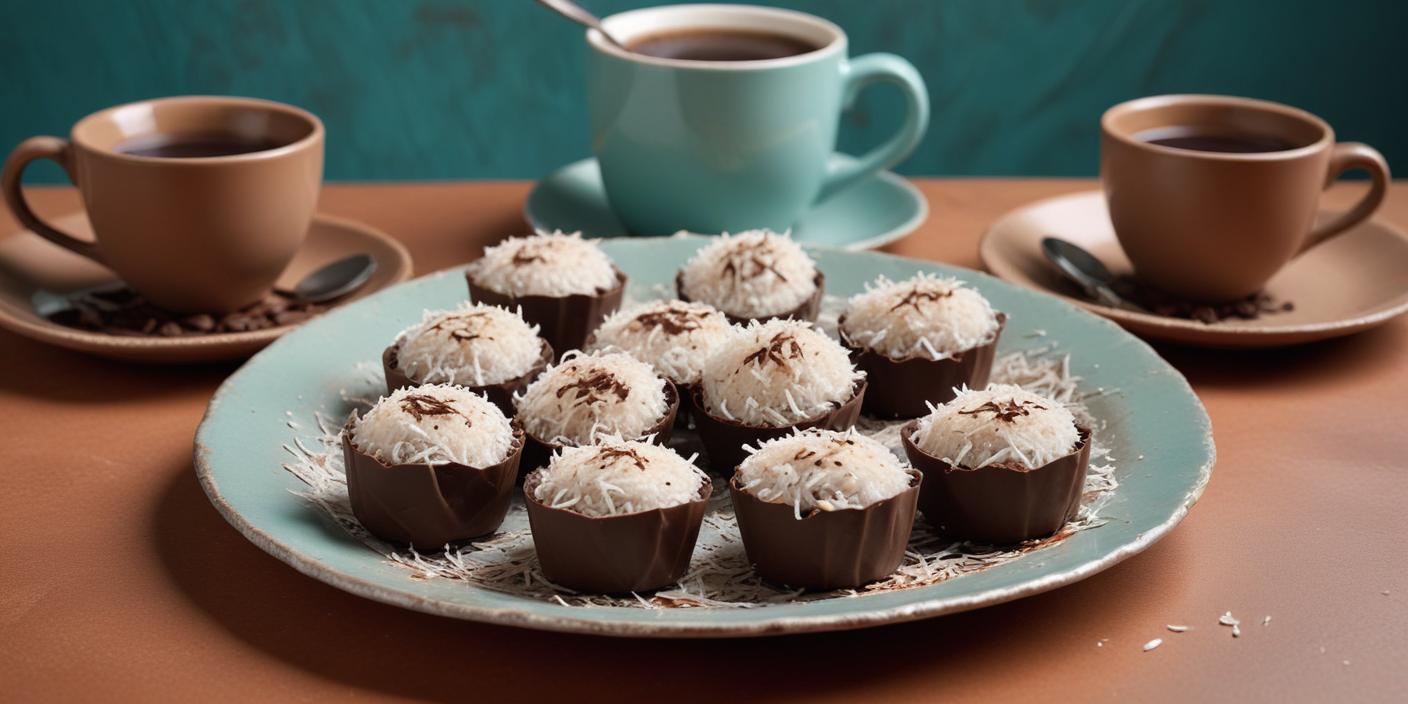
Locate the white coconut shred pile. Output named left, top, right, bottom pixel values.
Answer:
left=470, top=230, right=618, bottom=297
left=532, top=438, right=708, bottom=517
left=840, top=272, right=1000, bottom=360
left=394, top=303, right=543, bottom=386
left=678, top=230, right=817, bottom=318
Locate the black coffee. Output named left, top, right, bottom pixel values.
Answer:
left=1136, top=127, right=1298, bottom=154
left=627, top=29, right=819, bottom=61
left=115, top=133, right=285, bottom=158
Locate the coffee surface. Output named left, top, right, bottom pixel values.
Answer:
left=1136, top=127, right=1298, bottom=154
left=116, top=133, right=286, bottom=158
left=627, top=29, right=819, bottom=61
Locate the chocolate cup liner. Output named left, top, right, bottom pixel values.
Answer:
left=840, top=313, right=1007, bottom=420
left=523, top=471, right=712, bottom=593
left=382, top=339, right=553, bottom=418
left=900, top=422, right=1093, bottom=545
left=466, top=269, right=626, bottom=359
left=676, top=270, right=825, bottom=325
left=519, top=379, right=682, bottom=474
left=690, top=381, right=867, bottom=475
left=342, top=422, right=525, bottom=552
left=728, top=471, right=921, bottom=590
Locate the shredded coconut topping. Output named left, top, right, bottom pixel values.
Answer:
left=351, top=384, right=514, bottom=466
left=911, top=384, right=1080, bottom=470
left=469, top=230, right=618, bottom=297
left=587, top=300, right=735, bottom=386
left=515, top=350, right=669, bottom=446
left=700, top=319, right=863, bottom=428
left=394, top=303, right=543, bottom=386
left=679, top=230, right=818, bottom=319
left=736, top=429, right=914, bottom=518
left=531, top=438, right=707, bottom=517
left=840, top=273, right=1000, bottom=360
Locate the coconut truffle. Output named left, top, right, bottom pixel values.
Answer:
left=679, top=230, right=818, bottom=319
left=841, top=273, right=1001, bottom=360
left=531, top=439, right=708, bottom=517
left=470, top=230, right=618, bottom=297
left=515, top=350, right=670, bottom=446
left=910, top=384, right=1080, bottom=470
left=586, top=300, right=734, bottom=386
left=700, top=319, right=862, bottom=427
left=351, top=384, right=515, bottom=467
left=736, top=429, right=913, bottom=518
left=393, top=303, right=543, bottom=386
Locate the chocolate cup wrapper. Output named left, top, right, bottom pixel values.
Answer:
left=841, top=313, right=1006, bottom=419
left=728, top=471, right=921, bottom=590
left=466, top=269, right=626, bottom=359
left=519, top=379, right=681, bottom=474
left=342, top=424, right=525, bottom=551
left=523, top=472, right=712, bottom=593
left=901, top=422, right=1092, bottom=544
left=382, top=340, right=553, bottom=418
left=690, top=381, right=867, bottom=475
left=677, top=270, right=825, bottom=325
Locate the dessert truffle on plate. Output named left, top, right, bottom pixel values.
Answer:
left=691, top=319, right=866, bottom=472
left=677, top=230, right=823, bottom=324
left=585, top=299, right=734, bottom=421
left=465, top=230, right=625, bottom=356
left=382, top=303, right=552, bottom=414
left=342, top=384, right=524, bottom=550
left=900, top=384, right=1091, bottom=544
left=729, top=429, right=921, bottom=589
left=523, top=438, right=712, bottom=593
left=514, top=350, right=680, bottom=470
left=839, top=273, right=1005, bottom=418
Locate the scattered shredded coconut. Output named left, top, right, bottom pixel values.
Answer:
left=515, top=350, right=669, bottom=446
left=1219, top=611, right=1240, bottom=627
left=736, top=429, right=914, bottom=518
left=679, top=230, right=818, bottom=319
left=393, top=303, right=543, bottom=386
left=840, top=273, right=1000, bottom=361
left=910, top=384, right=1081, bottom=469
left=700, top=319, right=862, bottom=428
left=586, top=300, right=734, bottom=386
left=531, top=438, right=708, bottom=517
left=1143, top=639, right=1163, bottom=652
left=1262, top=615, right=1272, bottom=626
left=469, top=230, right=618, bottom=297
left=1167, top=624, right=1189, bottom=632
left=350, top=384, right=514, bottom=466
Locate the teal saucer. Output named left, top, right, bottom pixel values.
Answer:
left=524, top=156, right=928, bottom=250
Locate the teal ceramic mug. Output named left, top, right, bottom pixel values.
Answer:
left=587, top=4, right=929, bottom=236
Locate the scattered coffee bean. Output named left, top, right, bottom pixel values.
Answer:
left=46, top=287, right=332, bottom=337
left=1106, top=276, right=1294, bottom=325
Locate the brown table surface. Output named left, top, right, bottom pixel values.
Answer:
left=2, top=181, right=1405, bottom=702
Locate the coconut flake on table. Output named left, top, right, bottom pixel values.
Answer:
left=515, top=350, right=669, bottom=446
left=394, top=303, right=542, bottom=386
left=468, top=230, right=618, bottom=297
left=840, top=272, right=1000, bottom=361
left=350, top=384, right=515, bottom=466
left=678, top=230, right=818, bottom=319
left=910, top=384, right=1080, bottom=470
left=586, top=300, right=734, bottom=386
left=532, top=438, right=707, bottom=517
left=699, top=319, right=862, bottom=428
left=737, top=428, right=913, bottom=518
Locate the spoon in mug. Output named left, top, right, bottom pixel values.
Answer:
left=276, top=254, right=377, bottom=304
left=534, top=0, right=631, bottom=51
left=1040, top=237, right=1146, bottom=312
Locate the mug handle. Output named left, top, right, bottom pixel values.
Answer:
left=1299, top=142, right=1391, bottom=253
left=817, top=53, right=930, bottom=202
left=1, top=136, right=105, bottom=263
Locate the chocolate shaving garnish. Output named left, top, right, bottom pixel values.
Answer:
left=595, top=446, right=648, bottom=471
left=888, top=286, right=953, bottom=312
left=399, top=394, right=473, bottom=427
left=719, top=239, right=790, bottom=301
left=742, top=332, right=805, bottom=369
left=511, top=247, right=547, bottom=266
left=555, top=370, right=630, bottom=407
left=958, top=399, right=1047, bottom=423
left=632, top=306, right=705, bottom=336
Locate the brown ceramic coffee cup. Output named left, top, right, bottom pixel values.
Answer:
left=1, top=96, right=324, bottom=313
left=1102, top=95, right=1389, bottom=302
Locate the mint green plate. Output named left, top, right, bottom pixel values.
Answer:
left=524, top=157, right=928, bottom=250
left=194, top=236, right=1213, bottom=637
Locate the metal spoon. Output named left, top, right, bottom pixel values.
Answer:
left=1040, top=237, right=1144, bottom=312
left=276, top=254, right=377, bottom=304
left=534, top=0, right=630, bottom=51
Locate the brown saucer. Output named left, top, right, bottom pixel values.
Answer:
left=519, top=379, right=681, bottom=474
left=382, top=339, right=553, bottom=417
left=466, top=269, right=625, bottom=359
left=690, top=381, right=866, bottom=475
left=0, top=212, right=413, bottom=362
left=676, top=270, right=825, bottom=325
left=840, top=313, right=1005, bottom=419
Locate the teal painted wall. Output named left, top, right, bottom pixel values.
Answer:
left=3, top=0, right=1403, bottom=182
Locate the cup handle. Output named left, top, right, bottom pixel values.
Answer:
left=818, top=53, right=930, bottom=202
left=2, top=136, right=104, bottom=263
left=1299, top=142, right=1391, bottom=254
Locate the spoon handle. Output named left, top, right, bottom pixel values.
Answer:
left=535, top=0, right=628, bottom=49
